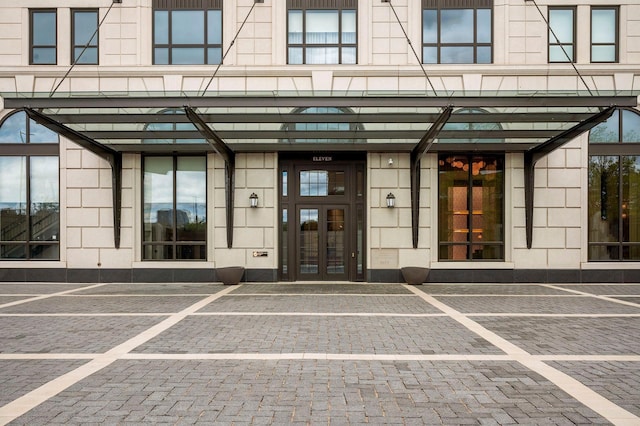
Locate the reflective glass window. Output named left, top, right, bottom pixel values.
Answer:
left=0, top=112, right=59, bottom=260
left=30, top=10, right=56, bottom=65
left=591, top=7, right=617, bottom=63
left=153, top=2, right=222, bottom=65
left=72, top=10, right=98, bottom=64
left=143, top=156, right=206, bottom=261
left=299, top=171, right=345, bottom=197
left=287, top=4, right=357, bottom=64
left=438, top=155, right=504, bottom=261
left=548, top=7, right=575, bottom=63
left=589, top=109, right=640, bottom=261
left=422, top=5, right=492, bottom=64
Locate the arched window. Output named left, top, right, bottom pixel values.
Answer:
left=282, top=106, right=364, bottom=143
left=0, top=111, right=59, bottom=260
left=588, top=108, right=640, bottom=261
left=144, top=108, right=203, bottom=144
left=441, top=107, right=503, bottom=144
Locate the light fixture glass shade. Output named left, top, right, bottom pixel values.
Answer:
left=249, top=192, right=258, bottom=208
left=386, top=192, right=395, bottom=208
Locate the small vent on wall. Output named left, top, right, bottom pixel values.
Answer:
left=153, top=0, right=222, bottom=9
left=422, top=0, right=493, bottom=8
left=287, top=0, right=357, bottom=9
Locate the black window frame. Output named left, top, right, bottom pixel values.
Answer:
left=421, top=0, right=493, bottom=65
left=141, top=155, right=208, bottom=261
left=590, top=6, right=619, bottom=64
left=71, top=8, right=99, bottom=65
left=548, top=6, right=576, bottom=63
left=29, top=9, right=57, bottom=65
left=438, top=153, right=505, bottom=262
left=0, top=111, right=60, bottom=261
left=286, top=0, right=358, bottom=65
left=152, top=0, right=223, bottom=65
left=588, top=108, right=640, bottom=261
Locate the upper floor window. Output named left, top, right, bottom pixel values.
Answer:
left=0, top=111, right=60, bottom=260
left=72, top=9, right=99, bottom=65
left=422, top=0, right=492, bottom=64
left=287, top=0, right=357, bottom=65
left=591, top=7, right=618, bottom=63
left=30, top=10, right=57, bottom=65
left=153, top=0, right=222, bottom=65
left=548, top=7, right=575, bottom=63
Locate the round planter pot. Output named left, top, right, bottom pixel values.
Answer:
left=400, top=267, right=429, bottom=285
left=216, top=266, right=245, bottom=285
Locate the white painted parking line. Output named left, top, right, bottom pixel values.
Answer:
left=0, top=283, right=107, bottom=309
left=405, top=284, right=640, bottom=426
left=544, top=284, right=640, bottom=308
left=191, top=312, right=447, bottom=317
left=0, top=285, right=237, bottom=426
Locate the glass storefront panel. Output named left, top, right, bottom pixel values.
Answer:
left=143, top=156, right=207, bottom=261
left=30, top=156, right=59, bottom=243
left=622, top=156, right=640, bottom=245
left=176, top=157, right=206, bottom=242
left=439, top=154, right=504, bottom=261
left=144, top=157, right=174, bottom=245
left=0, top=157, right=27, bottom=243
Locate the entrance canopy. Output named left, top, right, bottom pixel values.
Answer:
left=3, top=90, right=637, bottom=153
left=2, top=90, right=638, bottom=250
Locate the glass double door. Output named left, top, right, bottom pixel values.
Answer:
left=279, top=154, right=366, bottom=281
left=298, top=205, right=349, bottom=281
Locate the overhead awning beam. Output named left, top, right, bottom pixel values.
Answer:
left=78, top=129, right=569, bottom=140
left=409, top=106, right=453, bottom=249
left=24, top=108, right=123, bottom=249
left=50, top=112, right=599, bottom=125
left=524, top=106, right=616, bottom=249
left=184, top=106, right=236, bottom=249
left=5, top=95, right=636, bottom=109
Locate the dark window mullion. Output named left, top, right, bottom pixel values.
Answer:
left=618, top=156, right=624, bottom=259
left=467, top=156, right=473, bottom=260
left=172, top=156, right=178, bottom=258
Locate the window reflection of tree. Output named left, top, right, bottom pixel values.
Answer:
left=588, top=108, right=640, bottom=260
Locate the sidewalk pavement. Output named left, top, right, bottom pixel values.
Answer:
left=0, top=282, right=639, bottom=425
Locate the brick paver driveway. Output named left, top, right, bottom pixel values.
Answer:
left=0, top=282, right=639, bottom=425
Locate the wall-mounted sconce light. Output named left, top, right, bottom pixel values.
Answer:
left=386, top=193, right=396, bottom=208
left=249, top=192, right=258, bottom=208
left=388, top=158, right=394, bottom=166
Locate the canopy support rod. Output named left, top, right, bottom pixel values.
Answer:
left=24, top=107, right=123, bottom=249
left=50, top=2, right=118, bottom=97
left=184, top=106, right=236, bottom=248
left=524, top=106, right=616, bottom=249
left=409, top=106, right=453, bottom=248
left=200, top=1, right=260, bottom=96
left=383, top=0, right=438, bottom=96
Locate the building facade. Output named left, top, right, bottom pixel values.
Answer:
left=0, top=0, right=639, bottom=283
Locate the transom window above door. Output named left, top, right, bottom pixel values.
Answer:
left=287, top=0, right=357, bottom=65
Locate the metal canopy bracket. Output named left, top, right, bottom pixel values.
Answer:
left=409, top=106, right=453, bottom=248
left=184, top=106, right=236, bottom=248
left=524, top=106, right=616, bottom=249
left=24, top=108, right=123, bottom=249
